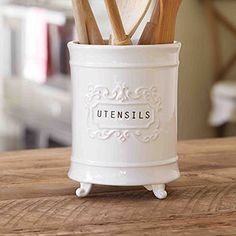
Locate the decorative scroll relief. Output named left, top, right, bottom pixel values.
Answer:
left=85, top=83, right=162, bottom=143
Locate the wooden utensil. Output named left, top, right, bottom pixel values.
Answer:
left=117, top=0, right=152, bottom=38
left=104, top=0, right=132, bottom=45
left=154, top=0, right=182, bottom=44
left=72, top=0, right=88, bottom=44
left=83, top=0, right=104, bottom=45
left=139, top=0, right=182, bottom=45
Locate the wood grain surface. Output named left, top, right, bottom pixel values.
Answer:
left=0, top=138, right=236, bottom=235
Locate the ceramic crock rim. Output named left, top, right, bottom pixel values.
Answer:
left=68, top=41, right=181, bottom=50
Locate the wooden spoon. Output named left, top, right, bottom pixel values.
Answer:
left=139, top=0, right=182, bottom=45
left=104, top=0, right=132, bottom=45
left=83, top=0, right=105, bottom=45
left=72, top=0, right=88, bottom=44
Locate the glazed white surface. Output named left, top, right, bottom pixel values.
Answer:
left=68, top=42, right=181, bottom=197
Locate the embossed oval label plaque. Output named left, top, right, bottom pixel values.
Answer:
left=85, top=83, right=162, bottom=143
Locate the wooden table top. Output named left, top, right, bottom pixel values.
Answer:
left=0, top=138, right=236, bottom=235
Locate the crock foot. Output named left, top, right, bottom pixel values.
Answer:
left=144, top=184, right=167, bottom=200
left=75, top=183, right=92, bottom=198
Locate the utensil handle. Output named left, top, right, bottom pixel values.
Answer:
left=83, top=0, right=104, bottom=45
left=104, top=0, right=132, bottom=45
left=72, top=0, right=88, bottom=44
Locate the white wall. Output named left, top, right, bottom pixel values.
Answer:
left=176, top=0, right=214, bottom=139
left=176, top=0, right=236, bottom=139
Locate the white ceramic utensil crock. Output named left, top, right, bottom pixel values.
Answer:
left=68, top=42, right=181, bottom=199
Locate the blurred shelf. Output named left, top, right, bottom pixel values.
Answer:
left=0, top=2, right=74, bottom=148
left=4, top=76, right=72, bottom=146
left=0, top=3, right=73, bottom=25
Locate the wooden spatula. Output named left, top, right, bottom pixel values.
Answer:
left=154, top=0, right=182, bottom=44
left=83, top=0, right=105, bottom=45
left=104, top=0, right=132, bottom=45
left=72, top=0, right=88, bottom=44
left=139, top=0, right=182, bottom=45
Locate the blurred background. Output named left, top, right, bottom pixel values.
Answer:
left=0, top=0, right=236, bottom=151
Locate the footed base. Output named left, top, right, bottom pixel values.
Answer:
left=75, top=182, right=167, bottom=200
left=68, top=158, right=179, bottom=186
left=69, top=158, right=179, bottom=200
